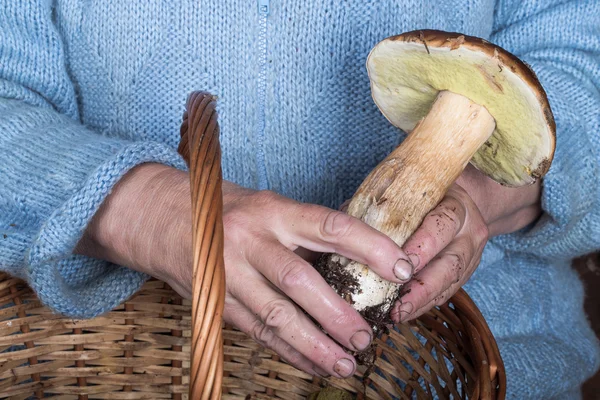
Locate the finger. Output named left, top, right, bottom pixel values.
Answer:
left=231, top=269, right=357, bottom=378
left=393, top=281, right=462, bottom=323
left=246, top=239, right=373, bottom=352
left=402, top=195, right=466, bottom=273
left=393, top=238, right=475, bottom=322
left=223, top=296, right=324, bottom=375
left=278, top=203, right=413, bottom=283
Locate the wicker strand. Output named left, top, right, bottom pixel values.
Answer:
left=166, top=291, right=183, bottom=400
left=178, top=91, right=226, bottom=399
left=9, top=285, right=44, bottom=399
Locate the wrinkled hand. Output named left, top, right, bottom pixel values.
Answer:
left=219, top=181, right=413, bottom=378
left=78, top=163, right=541, bottom=377
left=390, top=165, right=542, bottom=323
left=77, top=163, right=414, bottom=379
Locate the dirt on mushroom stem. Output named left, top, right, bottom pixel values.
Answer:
left=313, top=255, right=398, bottom=370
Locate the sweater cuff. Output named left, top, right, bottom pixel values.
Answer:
left=26, top=141, right=187, bottom=318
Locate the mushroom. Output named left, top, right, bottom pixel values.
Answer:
left=318, top=30, right=555, bottom=332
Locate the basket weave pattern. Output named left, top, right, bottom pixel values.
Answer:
left=0, top=274, right=504, bottom=399
left=0, top=275, right=191, bottom=399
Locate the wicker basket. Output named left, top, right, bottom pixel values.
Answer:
left=0, top=92, right=506, bottom=399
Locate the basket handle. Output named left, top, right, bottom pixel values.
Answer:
left=178, top=92, right=226, bottom=399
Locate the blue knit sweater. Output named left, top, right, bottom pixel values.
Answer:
left=0, top=1, right=598, bottom=398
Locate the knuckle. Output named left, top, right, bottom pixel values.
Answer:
left=222, top=209, right=245, bottom=233
left=437, top=199, right=466, bottom=232
left=446, top=253, right=465, bottom=284
left=278, top=259, right=310, bottom=292
left=329, top=309, right=360, bottom=329
left=252, top=189, right=280, bottom=205
left=440, top=205, right=460, bottom=226
left=320, top=210, right=353, bottom=240
left=475, top=222, right=489, bottom=243
left=281, top=347, right=303, bottom=367
left=250, top=321, right=275, bottom=346
left=261, top=299, right=297, bottom=333
left=223, top=208, right=259, bottom=241
left=418, top=233, right=437, bottom=255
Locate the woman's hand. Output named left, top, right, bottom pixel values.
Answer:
left=390, top=165, right=543, bottom=322
left=76, top=163, right=415, bottom=378
left=218, top=180, right=417, bottom=378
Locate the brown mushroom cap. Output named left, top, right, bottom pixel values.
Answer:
left=367, top=30, right=556, bottom=186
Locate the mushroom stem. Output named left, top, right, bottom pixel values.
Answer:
left=326, top=91, right=496, bottom=318
left=351, top=90, right=495, bottom=243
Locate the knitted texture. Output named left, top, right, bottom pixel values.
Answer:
left=0, top=0, right=598, bottom=398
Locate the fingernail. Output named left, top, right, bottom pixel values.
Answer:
left=394, top=259, right=413, bottom=282
left=313, top=366, right=330, bottom=378
left=399, top=301, right=414, bottom=319
left=408, top=253, right=420, bottom=269
left=333, top=358, right=355, bottom=378
left=350, top=330, right=372, bottom=351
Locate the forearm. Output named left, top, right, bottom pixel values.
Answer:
left=75, top=163, right=193, bottom=290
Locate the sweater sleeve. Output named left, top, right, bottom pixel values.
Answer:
left=487, top=0, right=600, bottom=261
left=0, top=2, right=187, bottom=317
